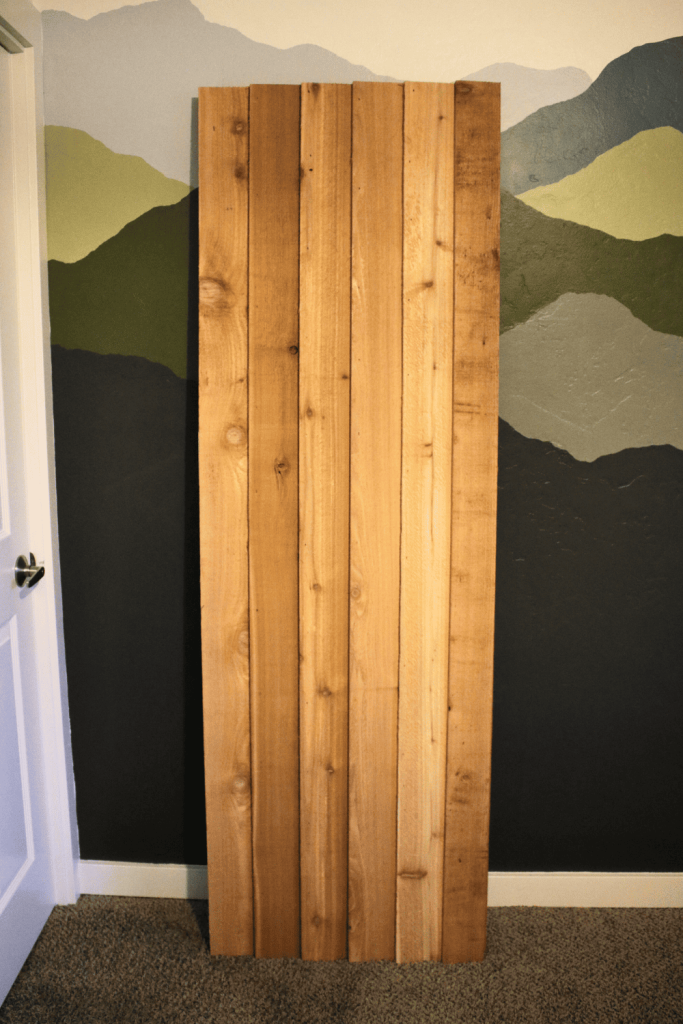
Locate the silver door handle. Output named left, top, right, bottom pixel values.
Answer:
left=15, top=553, right=45, bottom=588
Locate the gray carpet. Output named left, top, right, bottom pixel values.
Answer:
left=1, top=897, right=682, bottom=1022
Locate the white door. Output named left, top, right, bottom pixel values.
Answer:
left=0, top=18, right=78, bottom=1006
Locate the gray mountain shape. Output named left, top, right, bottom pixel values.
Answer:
left=500, top=292, right=683, bottom=462
left=501, top=36, right=683, bottom=194
left=42, top=0, right=396, bottom=185
left=463, top=63, right=591, bottom=131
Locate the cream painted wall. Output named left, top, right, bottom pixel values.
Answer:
left=31, top=0, right=683, bottom=81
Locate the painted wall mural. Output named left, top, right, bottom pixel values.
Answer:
left=42, top=0, right=683, bottom=869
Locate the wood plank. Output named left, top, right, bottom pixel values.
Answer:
left=248, top=84, right=301, bottom=959
left=198, top=87, right=253, bottom=956
left=442, top=80, right=501, bottom=964
left=298, top=82, right=352, bottom=962
left=348, top=81, right=404, bottom=963
left=396, top=82, right=455, bottom=963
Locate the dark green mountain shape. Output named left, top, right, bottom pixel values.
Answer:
left=501, top=190, right=683, bottom=337
left=48, top=190, right=198, bottom=381
left=501, top=36, right=683, bottom=194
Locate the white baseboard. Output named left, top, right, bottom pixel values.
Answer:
left=487, top=872, right=683, bottom=908
left=79, top=861, right=209, bottom=900
left=78, top=861, right=683, bottom=908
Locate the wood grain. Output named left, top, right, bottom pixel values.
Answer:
left=348, top=81, right=404, bottom=962
left=396, top=82, right=455, bottom=963
left=299, top=83, right=352, bottom=962
left=248, top=84, right=301, bottom=959
left=198, top=87, right=253, bottom=956
left=442, top=80, right=500, bottom=964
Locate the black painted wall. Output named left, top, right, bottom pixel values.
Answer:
left=51, top=343, right=683, bottom=868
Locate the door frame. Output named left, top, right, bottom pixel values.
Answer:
left=2, top=0, right=79, bottom=906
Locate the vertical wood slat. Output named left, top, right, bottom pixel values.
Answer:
left=396, top=82, right=455, bottom=963
left=248, top=85, right=301, bottom=959
left=198, top=87, right=253, bottom=957
left=299, top=83, right=352, bottom=962
left=348, top=82, right=404, bottom=962
left=442, top=80, right=501, bottom=964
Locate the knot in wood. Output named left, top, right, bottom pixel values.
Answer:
left=231, top=774, right=250, bottom=794
left=226, top=426, right=244, bottom=446
left=274, top=458, right=290, bottom=485
left=199, top=277, right=233, bottom=311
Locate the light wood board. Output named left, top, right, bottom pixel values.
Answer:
left=299, top=83, right=352, bottom=962
left=396, top=81, right=455, bottom=963
left=348, top=82, right=404, bottom=962
left=442, top=80, right=501, bottom=964
left=198, top=86, right=253, bottom=956
left=248, top=84, right=301, bottom=959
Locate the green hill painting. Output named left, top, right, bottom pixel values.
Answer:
left=46, top=126, right=190, bottom=263
left=517, top=127, right=683, bottom=240
left=48, top=191, right=198, bottom=381
left=501, top=190, right=683, bottom=339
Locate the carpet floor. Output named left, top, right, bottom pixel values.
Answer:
left=1, top=897, right=682, bottom=1023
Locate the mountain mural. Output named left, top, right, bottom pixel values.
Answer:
left=42, top=0, right=394, bottom=186
left=41, top=0, right=683, bottom=877
left=517, top=127, right=683, bottom=240
left=501, top=191, right=683, bottom=339
left=48, top=191, right=198, bottom=380
left=48, top=185, right=683, bottom=446
left=501, top=36, right=683, bottom=195
left=46, top=125, right=191, bottom=263
left=499, top=293, right=683, bottom=462
left=463, top=63, right=591, bottom=131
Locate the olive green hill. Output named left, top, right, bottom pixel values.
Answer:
left=501, top=190, right=683, bottom=338
left=516, top=127, right=683, bottom=240
left=46, top=126, right=191, bottom=263
left=48, top=191, right=197, bottom=380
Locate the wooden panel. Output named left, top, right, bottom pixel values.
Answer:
left=299, top=83, right=352, bottom=962
left=198, top=87, right=253, bottom=956
left=442, top=80, right=501, bottom=964
left=348, top=81, right=404, bottom=962
left=248, top=84, right=301, bottom=959
left=396, top=82, right=455, bottom=963
left=200, top=80, right=499, bottom=966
